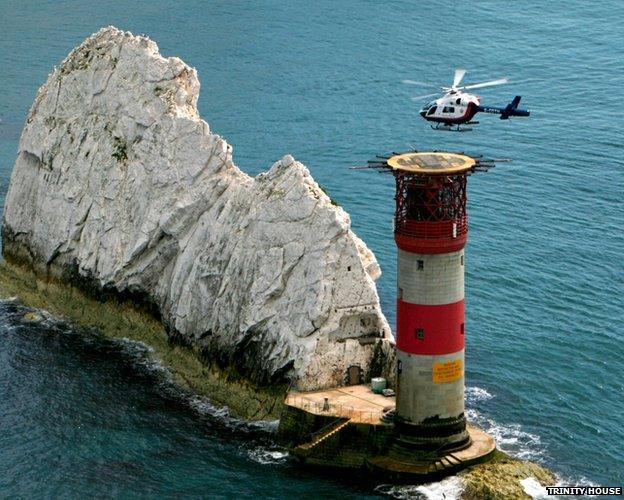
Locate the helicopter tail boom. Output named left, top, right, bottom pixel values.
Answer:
left=477, top=96, right=530, bottom=119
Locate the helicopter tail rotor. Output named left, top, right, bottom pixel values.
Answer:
left=500, top=95, right=530, bottom=119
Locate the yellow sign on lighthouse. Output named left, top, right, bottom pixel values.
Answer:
left=432, top=359, right=463, bottom=383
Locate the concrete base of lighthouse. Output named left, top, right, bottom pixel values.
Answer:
left=367, top=425, right=496, bottom=482
left=277, top=384, right=496, bottom=482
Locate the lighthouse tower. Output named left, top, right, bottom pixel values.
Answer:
left=282, top=149, right=498, bottom=478
left=388, top=151, right=478, bottom=453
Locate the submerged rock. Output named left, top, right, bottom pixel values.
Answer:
left=2, top=27, right=394, bottom=390
left=22, top=311, right=44, bottom=323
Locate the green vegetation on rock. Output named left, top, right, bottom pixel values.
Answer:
left=0, top=260, right=286, bottom=421
left=318, top=184, right=339, bottom=206
left=111, top=136, right=128, bottom=162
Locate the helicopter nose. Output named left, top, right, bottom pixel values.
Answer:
left=419, top=110, right=426, bottom=117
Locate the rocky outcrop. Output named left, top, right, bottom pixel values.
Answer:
left=2, top=27, right=394, bottom=390
left=460, top=451, right=556, bottom=499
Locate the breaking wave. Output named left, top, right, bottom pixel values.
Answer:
left=465, top=407, right=544, bottom=461
left=464, top=386, right=544, bottom=461
left=465, top=385, right=493, bottom=404
left=521, top=475, right=600, bottom=499
left=521, top=477, right=549, bottom=498
left=375, top=476, right=464, bottom=499
left=246, top=445, right=290, bottom=465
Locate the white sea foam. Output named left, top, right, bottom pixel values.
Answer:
left=247, top=419, right=280, bottom=432
left=550, top=474, right=600, bottom=497
left=521, top=477, right=549, bottom=498
left=376, top=476, right=464, bottom=499
left=114, top=337, right=154, bottom=353
left=465, top=408, right=544, bottom=461
left=188, top=395, right=231, bottom=421
left=521, top=474, right=601, bottom=499
left=465, top=386, right=494, bottom=404
left=247, top=446, right=289, bottom=465
left=0, top=296, right=20, bottom=304
left=186, top=396, right=271, bottom=432
left=115, top=338, right=174, bottom=382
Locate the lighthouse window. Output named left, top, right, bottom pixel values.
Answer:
left=415, top=328, right=424, bottom=340
left=460, top=323, right=465, bottom=335
left=417, top=260, right=424, bottom=270
left=461, top=255, right=464, bottom=266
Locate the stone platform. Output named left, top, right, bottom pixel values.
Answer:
left=285, top=384, right=394, bottom=424
left=278, top=384, right=496, bottom=482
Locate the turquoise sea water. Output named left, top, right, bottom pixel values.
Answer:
left=1, top=1, right=622, bottom=497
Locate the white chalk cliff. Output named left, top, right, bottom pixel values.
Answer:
left=2, top=27, right=393, bottom=389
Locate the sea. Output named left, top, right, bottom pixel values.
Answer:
left=1, top=1, right=622, bottom=498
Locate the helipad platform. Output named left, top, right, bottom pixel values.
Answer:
left=386, top=151, right=476, bottom=174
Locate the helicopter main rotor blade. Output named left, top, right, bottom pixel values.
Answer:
left=411, top=93, right=440, bottom=101
left=402, top=79, right=436, bottom=87
left=453, top=68, right=466, bottom=88
left=463, top=77, right=509, bottom=90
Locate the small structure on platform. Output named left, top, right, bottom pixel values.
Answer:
left=277, top=151, right=501, bottom=481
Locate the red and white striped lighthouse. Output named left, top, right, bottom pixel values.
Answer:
left=388, top=151, right=478, bottom=453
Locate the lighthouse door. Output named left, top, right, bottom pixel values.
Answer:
left=346, top=365, right=363, bottom=385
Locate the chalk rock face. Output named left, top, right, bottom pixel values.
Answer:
left=2, top=27, right=394, bottom=389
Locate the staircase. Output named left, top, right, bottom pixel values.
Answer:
left=381, top=437, right=467, bottom=475
left=368, top=450, right=465, bottom=476
left=430, top=453, right=463, bottom=473
left=295, top=418, right=351, bottom=456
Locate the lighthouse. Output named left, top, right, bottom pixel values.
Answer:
left=281, top=150, right=497, bottom=478
left=388, top=151, right=480, bottom=453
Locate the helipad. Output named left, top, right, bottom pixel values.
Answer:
left=386, top=151, right=475, bottom=174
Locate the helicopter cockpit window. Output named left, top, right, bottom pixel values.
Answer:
left=427, top=106, right=437, bottom=116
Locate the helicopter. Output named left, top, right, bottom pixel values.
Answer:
left=405, top=69, right=530, bottom=131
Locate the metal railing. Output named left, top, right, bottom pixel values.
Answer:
left=285, top=395, right=380, bottom=424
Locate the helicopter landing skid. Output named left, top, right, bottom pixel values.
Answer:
left=431, top=123, right=473, bottom=132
